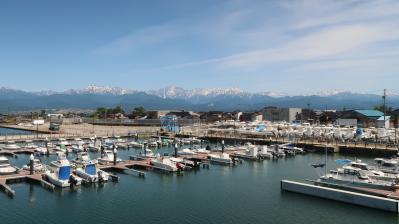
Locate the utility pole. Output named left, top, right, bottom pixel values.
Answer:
left=383, top=89, right=387, bottom=128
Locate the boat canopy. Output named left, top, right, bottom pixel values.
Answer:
left=58, top=166, right=71, bottom=180
left=85, top=164, right=97, bottom=175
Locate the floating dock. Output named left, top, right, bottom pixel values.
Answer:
left=281, top=180, right=399, bottom=213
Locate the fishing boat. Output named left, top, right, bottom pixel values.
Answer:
left=279, top=143, right=304, bottom=154
left=97, top=150, right=122, bottom=165
left=74, top=161, right=109, bottom=183
left=0, top=156, right=18, bottom=175
left=208, top=153, right=233, bottom=165
left=2, top=142, right=21, bottom=150
left=150, top=157, right=180, bottom=172
left=45, top=153, right=82, bottom=187
left=170, top=157, right=198, bottom=169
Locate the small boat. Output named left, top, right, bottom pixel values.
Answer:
left=150, top=157, right=179, bottom=172
left=128, top=141, right=144, bottom=148
left=192, top=148, right=210, bottom=154
left=34, top=147, right=48, bottom=155
left=87, top=143, right=100, bottom=152
left=97, top=150, right=122, bottom=165
left=72, top=152, right=93, bottom=164
left=147, top=141, right=158, bottom=148
left=170, top=157, right=198, bottom=168
left=0, top=156, right=18, bottom=175
left=74, top=161, right=109, bottom=183
left=208, top=153, right=233, bottom=165
left=45, top=153, right=82, bottom=187
left=234, top=147, right=258, bottom=160
left=3, top=142, right=21, bottom=150
left=258, top=146, right=273, bottom=159
left=57, top=138, right=71, bottom=146
left=71, top=144, right=85, bottom=153
left=22, top=159, right=45, bottom=172
left=25, top=142, right=38, bottom=149
left=177, top=148, right=197, bottom=155
left=134, top=148, right=157, bottom=160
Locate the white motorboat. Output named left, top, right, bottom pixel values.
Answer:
left=129, top=141, right=144, bottom=148
left=72, top=152, right=93, bottom=164
left=258, top=146, right=273, bottom=159
left=34, top=147, right=48, bottom=155
left=208, top=153, right=233, bottom=165
left=97, top=150, right=122, bottom=165
left=192, top=148, right=210, bottom=154
left=234, top=147, right=258, bottom=160
left=57, top=138, right=71, bottom=146
left=25, top=142, right=39, bottom=149
left=177, top=148, right=197, bottom=155
left=3, top=142, right=21, bottom=150
left=134, top=148, right=157, bottom=160
left=150, top=157, right=180, bottom=172
left=71, top=144, right=85, bottom=153
left=74, top=161, right=109, bottom=183
left=22, top=159, right=45, bottom=172
left=0, top=156, right=18, bottom=175
left=45, top=153, right=82, bottom=187
left=147, top=141, right=158, bottom=148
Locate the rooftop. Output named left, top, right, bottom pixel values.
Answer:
left=354, top=110, right=384, bottom=117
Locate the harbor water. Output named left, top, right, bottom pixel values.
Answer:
left=0, top=127, right=34, bottom=136
left=0, top=145, right=398, bottom=224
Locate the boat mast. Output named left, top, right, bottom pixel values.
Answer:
left=325, top=144, right=327, bottom=176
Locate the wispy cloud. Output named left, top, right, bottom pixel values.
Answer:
left=92, top=24, right=179, bottom=55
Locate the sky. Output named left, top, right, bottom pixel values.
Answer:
left=0, top=0, right=399, bottom=95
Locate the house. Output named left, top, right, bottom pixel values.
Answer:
left=146, top=110, right=170, bottom=119
left=166, top=110, right=200, bottom=119
left=239, top=112, right=263, bottom=122
left=377, top=116, right=390, bottom=128
left=339, top=110, right=384, bottom=128
left=262, top=107, right=302, bottom=123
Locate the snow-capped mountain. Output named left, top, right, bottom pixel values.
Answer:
left=149, top=86, right=249, bottom=99
left=64, top=85, right=136, bottom=95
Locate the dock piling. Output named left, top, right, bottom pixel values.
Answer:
left=29, top=154, right=34, bottom=175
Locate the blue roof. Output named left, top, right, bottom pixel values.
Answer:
left=355, top=110, right=384, bottom=117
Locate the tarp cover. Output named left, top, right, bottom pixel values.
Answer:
left=85, top=164, right=97, bottom=175
left=58, top=166, right=71, bottom=180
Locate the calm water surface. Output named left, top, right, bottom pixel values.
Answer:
left=0, top=127, right=34, bottom=135
left=0, top=145, right=398, bottom=224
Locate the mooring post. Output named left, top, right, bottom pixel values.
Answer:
left=174, top=143, right=178, bottom=157
left=222, top=140, right=225, bottom=153
left=144, top=143, right=147, bottom=155
left=45, top=139, right=49, bottom=156
left=29, top=154, right=34, bottom=175
left=113, top=144, right=117, bottom=165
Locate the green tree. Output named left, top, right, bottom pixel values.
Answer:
left=374, top=104, right=392, bottom=114
left=131, top=106, right=146, bottom=118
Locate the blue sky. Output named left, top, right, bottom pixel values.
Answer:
left=1, top=0, right=398, bottom=94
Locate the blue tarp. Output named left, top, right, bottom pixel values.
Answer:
left=85, top=164, right=97, bottom=175
left=335, top=159, right=352, bottom=164
left=58, top=166, right=71, bottom=180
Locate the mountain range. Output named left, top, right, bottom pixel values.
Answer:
left=0, top=85, right=397, bottom=113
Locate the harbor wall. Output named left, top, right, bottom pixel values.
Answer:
left=281, top=180, right=399, bottom=213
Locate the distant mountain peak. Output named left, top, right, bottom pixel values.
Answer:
left=65, top=85, right=135, bottom=95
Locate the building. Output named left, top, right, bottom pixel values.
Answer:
left=339, top=110, right=384, bottom=128
left=262, top=107, right=302, bottom=123
left=239, top=112, right=263, bottom=122
left=166, top=110, right=200, bottom=119
left=377, top=116, right=390, bottom=128
left=146, top=110, right=170, bottom=119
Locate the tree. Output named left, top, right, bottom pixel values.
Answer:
left=373, top=104, right=393, bottom=114
left=131, top=106, right=146, bottom=118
